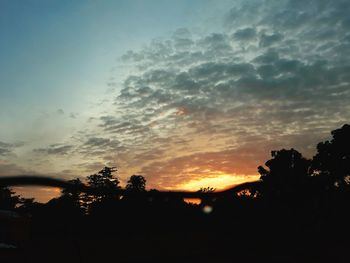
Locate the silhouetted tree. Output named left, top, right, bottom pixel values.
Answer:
left=126, top=175, right=146, bottom=192
left=0, top=186, right=20, bottom=210
left=258, top=148, right=311, bottom=197
left=61, top=178, right=83, bottom=196
left=199, top=187, right=216, bottom=193
left=17, top=197, right=39, bottom=214
left=86, top=166, right=120, bottom=201
left=83, top=167, right=121, bottom=216
left=312, top=124, right=350, bottom=188
left=61, top=178, right=84, bottom=208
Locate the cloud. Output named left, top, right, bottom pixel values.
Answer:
left=69, top=112, right=77, bottom=119
left=0, top=161, right=35, bottom=176
left=84, top=137, right=111, bottom=147
left=33, top=144, right=73, bottom=155
left=0, top=149, right=11, bottom=156
left=79, top=136, right=123, bottom=155
left=106, top=0, right=350, bottom=187
left=233, top=27, right=257, bottom=41
left=259, top=32, right=284, bottom=47
left=57, top=109, right=64, bottom=115
left=0, top=141, right=23, bottom=157
left=7, top=0, right=349, bottom=191
left=0, top=145, right=12, bottom=156
left=75, top=161, right=107, bottom=173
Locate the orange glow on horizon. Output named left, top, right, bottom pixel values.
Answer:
left=13, top=186, right=61, bottom=203
left=184, top=198, right=201, bottom=205
left=9, top=171, right=260, bottom=203
left=176, top=172, right=259, bottom=192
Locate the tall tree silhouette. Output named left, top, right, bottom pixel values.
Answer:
left=258, top=148, right=311, bottom=197
left=126, top=175, right=146, bottom=192
left=86, top=166, right=120, bottom=202
left=60, top=178, right=84, bottom=210
left=312, top=124, right=350, bottom=188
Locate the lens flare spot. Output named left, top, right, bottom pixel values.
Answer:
left=203, top=205, right=213, bottom=214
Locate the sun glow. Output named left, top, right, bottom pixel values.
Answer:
left=13, top=186, right=61, bottom=203
left=177, top=172, right=259, bottom=191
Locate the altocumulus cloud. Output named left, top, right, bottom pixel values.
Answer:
left=0, top=141, right=35, bottom=177
left=0, top=141, right=23, bottom=157
left=0, top=141, right=14, bottom=156
left=33, top=144, right=74, bottom=155
left=14, top=0, right=350, bottom=191
left=101, top=0, right=350, bottom=188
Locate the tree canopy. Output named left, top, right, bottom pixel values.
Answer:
left=258, top=148, right=311, bottom=197
left=312, top=124, right=350, bottom=187
left=126, top=175, right=146, bottom=193
left=86, top=166, right=120, bottom=202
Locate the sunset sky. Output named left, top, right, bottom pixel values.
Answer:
left=1, top=0, right=350, bottom=202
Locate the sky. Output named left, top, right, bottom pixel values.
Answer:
left=1, top=0, right=350, bottom=202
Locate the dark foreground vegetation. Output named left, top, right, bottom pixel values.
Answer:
left=1, top=124, right=350, bottom=263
